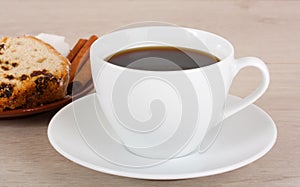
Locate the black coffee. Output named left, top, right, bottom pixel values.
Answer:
left=106, top=46, right=220, bottom=71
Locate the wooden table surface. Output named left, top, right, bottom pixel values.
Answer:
left=0, top=0, right=299, bottom=186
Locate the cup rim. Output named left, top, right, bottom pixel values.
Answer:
left=91, top=26, right=234, bottom=72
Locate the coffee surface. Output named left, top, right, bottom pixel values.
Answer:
left=106, top=46, right=220, bottom=71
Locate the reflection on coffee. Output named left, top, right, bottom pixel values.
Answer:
left=106, top=46, right=220, bottom=71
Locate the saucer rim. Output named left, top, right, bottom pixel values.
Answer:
left=48, top=93, right=277, bottom=180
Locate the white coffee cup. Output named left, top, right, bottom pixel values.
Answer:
left=90, top=26, right=269, bottom=159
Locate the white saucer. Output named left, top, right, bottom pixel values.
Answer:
left=48, top=93, right=277, bottom=180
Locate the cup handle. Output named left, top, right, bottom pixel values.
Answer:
left=224, top=57, right=270, bottom=119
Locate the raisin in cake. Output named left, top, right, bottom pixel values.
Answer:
left=0, top=36, right=70, bottom=111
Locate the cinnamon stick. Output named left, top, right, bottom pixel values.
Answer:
left=69, top=35, right=98, bottom=82
left=67, top=39, right=87, bottom=62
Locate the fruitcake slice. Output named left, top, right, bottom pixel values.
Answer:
left=0, top=36, right=70, bottom=111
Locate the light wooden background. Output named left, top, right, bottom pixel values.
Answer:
left=0, top=0, right=299, bottom=186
